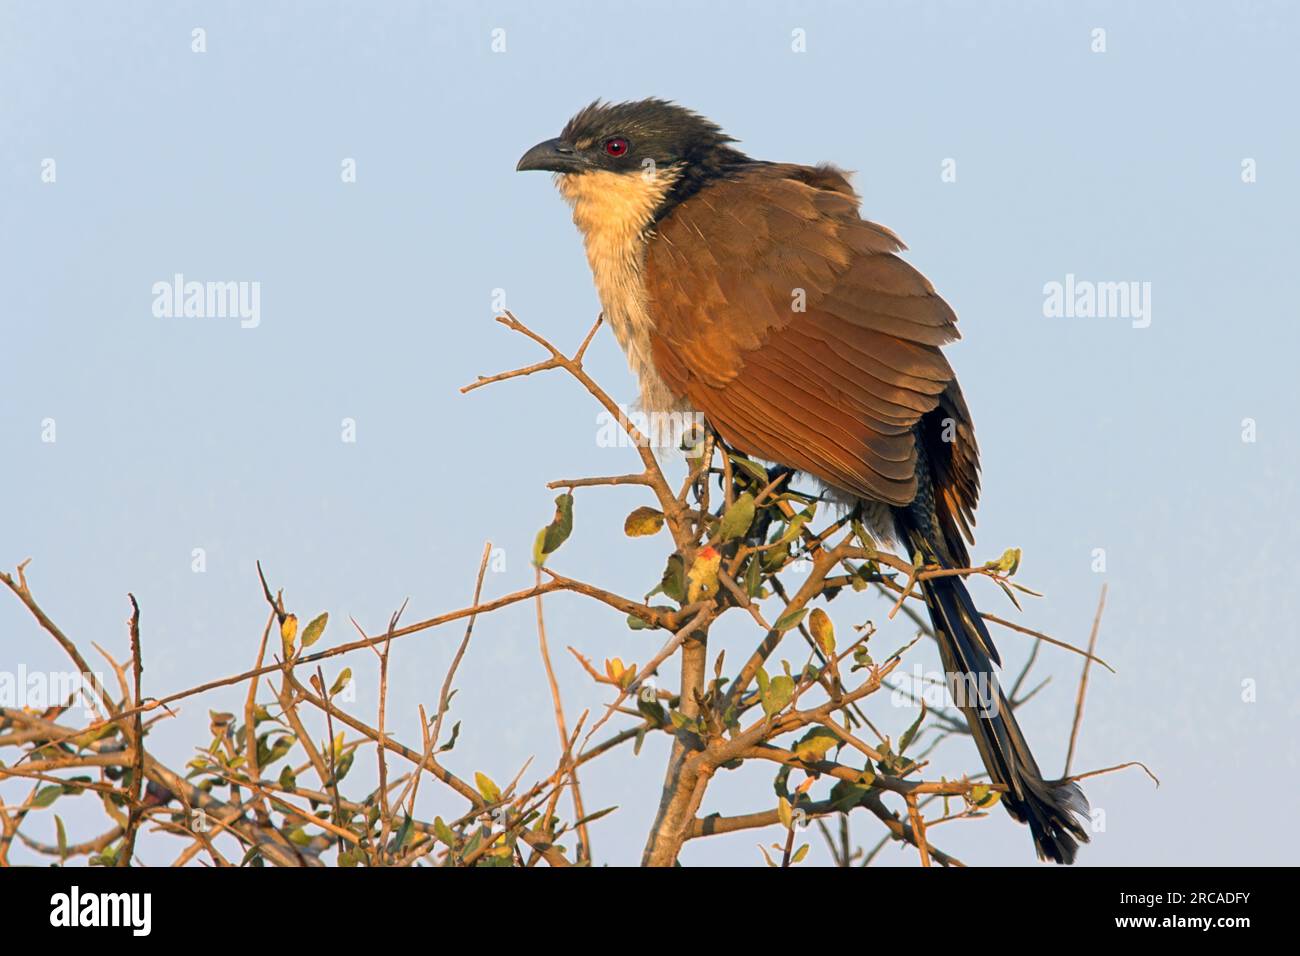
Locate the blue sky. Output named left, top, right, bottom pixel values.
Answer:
left=2, top=0, right=1297, bottom=866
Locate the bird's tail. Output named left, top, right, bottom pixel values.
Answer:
left=893, top=503, right=1091, bottom=864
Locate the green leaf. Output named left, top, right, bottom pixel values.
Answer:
left=829, top=775, right=875, bottom=811
left=438, top=720, right=461, bottom=753
left=433, top=816, right=456, bottom=847
left=301, top=612, right=329, bottom=648
left=32, top=785, right=61, bottom=809
left=717, top=493, right=756, bottom=542
left=792, top=843, right=810, bottom=864
left=329, top=667, right=352, bottom=697
left=668, top=709, right=699, bottom=733
left=773, top=607, right=807, bottom=635
left=988, top=547, right=1022, bottom=575
left=898, top=701, right=927, bottom=755
left=624, top=506, right=665, bottom=537
left=572, top=805, right=619, bottom=828
left=761, top=674, right=795, bottom=717
left=329, top=749, right=355, bottom=785
left=636, top=695, right=667, bottom=727
left=55, top=815, right=67, bottom=860
left=656, top=553, right=686, bottom=604
left=532, top=493, right=574, bottom=567
left=394, top=814, right=414, bottom=849
left=728, top=454, right=770, bottom=484
left=791, top=727, right=840, bottom=763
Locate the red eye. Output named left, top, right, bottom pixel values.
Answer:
left=603, top=137, right=628, bottom=157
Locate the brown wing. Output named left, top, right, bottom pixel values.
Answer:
left=643, top=163, right=980, bottom=545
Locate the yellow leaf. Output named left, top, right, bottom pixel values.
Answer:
left=686, top=546, right=722, bottom=603
left=777, top=795, right=794, bottom=831
left=809, top=608, right=835, bottom=656
left=623, top=506, right=665, bottom=537
left=475, top=772, right=501, bottom=803
left=280, top=614, right=298, bottom=653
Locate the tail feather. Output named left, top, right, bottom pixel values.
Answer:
left=896, top=507, right=1091, bottom=864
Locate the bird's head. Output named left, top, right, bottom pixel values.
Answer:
left=516, top=98, right=742, bottom=180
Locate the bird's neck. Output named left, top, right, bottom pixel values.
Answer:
left=556, top=169, right=686, bottom=415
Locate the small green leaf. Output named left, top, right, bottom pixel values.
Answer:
left=988, top=547, right=1022, bottom=575
left=433, top=816, right=456, bottom=847
left=329, top=667, right=352, bottom=697
left=728, top=454, right=770, bottom=484
left=394, top=814, right=414, bottom=849
left=656, top=553, right=686, bottom=604
left=773, top=607, right=807, bottom=635
left=717, top=492, right=756, bottom=542
left=898, top=700, right=927, bottom=755
left=301, top=612, right=328, bottom=648
left=533, top=494, right=574, bottom=567
left=791, top=727, right=839, bottom=763
left=572, top=806, right=619, bottom=827
left=438, top=720, right=461, bottom=753
left=636, top=694, right=667, bottom=727
left=829, top=775, right=874, bottom=811
left=32, top=785, right=61, bottom=809
left=761, top=674, right=795, bottom=717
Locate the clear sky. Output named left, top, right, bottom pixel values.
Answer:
left=2, top=0, right=1297, bottom=866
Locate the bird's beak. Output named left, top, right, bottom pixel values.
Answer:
left=516, top=137, right=586, bottom=173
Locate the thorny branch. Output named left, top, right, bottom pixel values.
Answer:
left=0, top=312, right=1147, bottom=867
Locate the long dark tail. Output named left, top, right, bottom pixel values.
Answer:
left=893, top=489, right=1090, bottom=864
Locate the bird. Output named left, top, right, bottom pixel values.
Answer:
left=517, top=98, right=1090, bottom=864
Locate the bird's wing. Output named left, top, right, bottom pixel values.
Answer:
left=644, top=163, right=979, bottom=532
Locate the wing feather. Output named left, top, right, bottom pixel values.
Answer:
left=644, top=164, right=980, bottom=519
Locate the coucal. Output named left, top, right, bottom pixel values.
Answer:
left=518, top=99, right=1090, bottom=863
